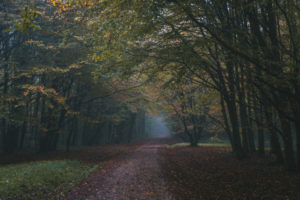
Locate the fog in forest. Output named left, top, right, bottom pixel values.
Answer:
left=147, top=116, right=171, bottom=138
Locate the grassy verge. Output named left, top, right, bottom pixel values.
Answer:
left=0, top=160, right=101, bottom=200
left=165, top=142, right=231, bottom=148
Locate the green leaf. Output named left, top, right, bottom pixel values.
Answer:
left=2, top=28, right=13, bottom=33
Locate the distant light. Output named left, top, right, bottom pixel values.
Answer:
left=149, top=116, right=170, bottom=137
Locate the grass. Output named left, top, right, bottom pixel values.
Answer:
left=0, top=160, right=101, bottom=200
left=165, top=142, right=231, bottom=148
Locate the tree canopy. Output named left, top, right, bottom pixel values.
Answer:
left=1, top=0, right=300, bottom=171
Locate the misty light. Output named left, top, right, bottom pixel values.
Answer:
left=147, top=116, right=170, bottom=138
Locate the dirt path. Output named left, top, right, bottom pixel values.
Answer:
left=66, top=141, right=174, bottom=200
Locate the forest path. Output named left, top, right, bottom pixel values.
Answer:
left=65, top=139, right=174, bottom=200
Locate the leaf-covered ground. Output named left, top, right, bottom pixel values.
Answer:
left=0, top=144, right=131, bottom=200
left=65, top=140, right=173, bottom=200
left=159, top=145, right=300, bottom=200
left=64, top=139, right=300, bottom=200
left=1, top=139, right=300, bottom=200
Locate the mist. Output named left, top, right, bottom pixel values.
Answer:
left=147, top=116, right=171, bottom=138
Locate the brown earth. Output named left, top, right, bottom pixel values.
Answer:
left=65, top=139, right=174, bottom=200
left=2, top=138, right=299, bottom=200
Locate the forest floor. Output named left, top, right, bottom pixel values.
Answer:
left=159, top=145, right=300, bottom=200
left=65, top=139, right=174, bottom=200
left=65, top=138, right=300, bottom=200
left=1, top=138, right=300, bottom=200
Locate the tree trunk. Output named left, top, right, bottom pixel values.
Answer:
left=127, top=113, right=137, bottom=143
left=295, top=119, right=300, bottom=170
left=220, top=94, right=234, bottom=150
left=265, top=107, right=284, bottom=163
left=279, top=116, right=296, bottom=170
left=254, top=102, right=265, bottom=155
left=19, top=120, right=27, bottom=150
